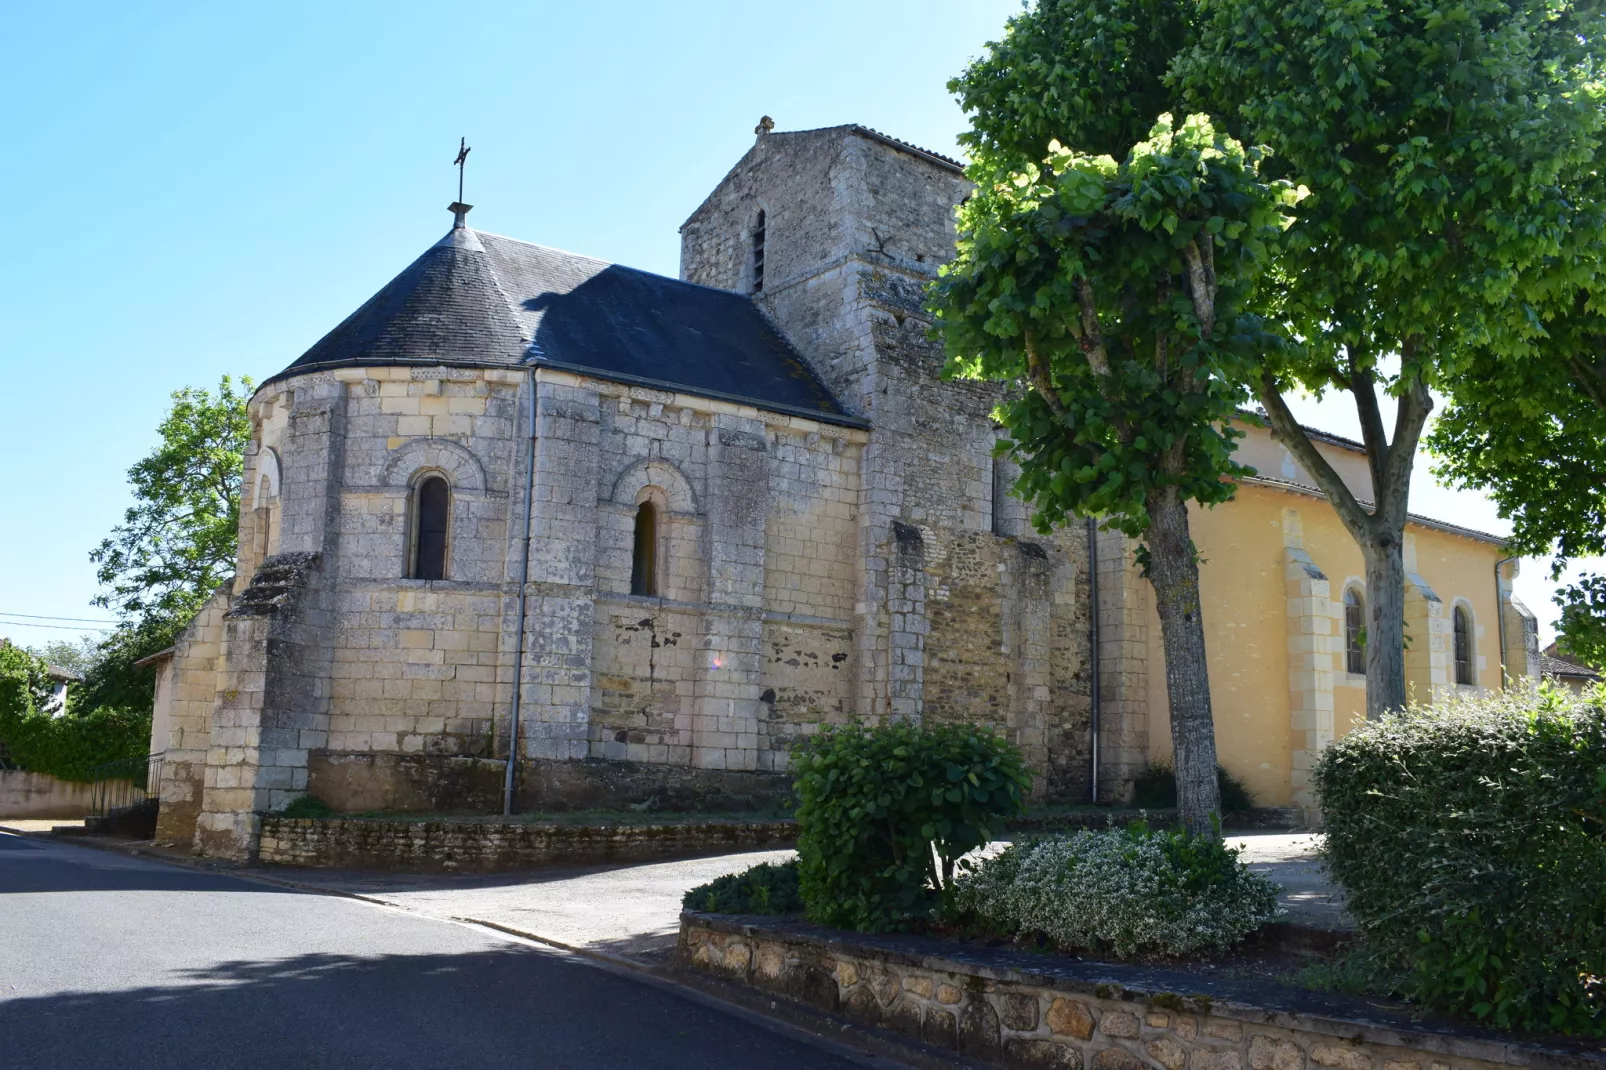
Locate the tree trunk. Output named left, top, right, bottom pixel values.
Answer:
left=1257, top=369, right=1430, bottom=722
left=1143, top=485, right=1222, bottom=836
left=1361, top=532, right=1409, bottom=718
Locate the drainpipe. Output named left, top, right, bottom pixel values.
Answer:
left=504, top=369, right=538, bottom=815
left=1087, top=514, right=1101, bottom=804
left=1494, top=554, right=1519, bottom=687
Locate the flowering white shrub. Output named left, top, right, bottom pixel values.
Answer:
left=949, top=825, right=1281, bottom=959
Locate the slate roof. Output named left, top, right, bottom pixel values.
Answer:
left=1539, top=653, right=1602, bottom=681
left=267, top=222, right=859, bottom=427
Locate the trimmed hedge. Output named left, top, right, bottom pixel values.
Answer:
left=1315, top=683, right=1606, bottom=1035
left=683, top=860, right=802, bottom=915
left=0, top=643, right=150, bottom=781
left=793, top=720, right=1030, bottom=932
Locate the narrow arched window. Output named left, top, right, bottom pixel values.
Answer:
left=1454, top=605, right=1473, bottom=685
left=751, top=209, right=766, bottom=294
left=412, top=476, right=450, bottom=580
left=1344, top=587, right=1366, bottom=675
left=631, top=501, right=659, bottom=596
left=990, top=455, right=1006, bottom=536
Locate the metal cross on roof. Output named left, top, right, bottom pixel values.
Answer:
left=454, top=137, right=471, bottom=203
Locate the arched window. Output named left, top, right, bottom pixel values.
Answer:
left=630, top=501, right=659, bottom=596
left=411, top=476, right=450, bottom=580
left=1344, top=587, right=1366, bottom=676
left=751, top=209, right=767, bottom=294
left=1453, top=605, right=1474, bottom=685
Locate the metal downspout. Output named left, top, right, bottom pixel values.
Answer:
left=1087, top=514, right=1101, bottom=804
left=504, top=369, right=538, bottom=815
left=1494, top=554, right=1519, bottom=686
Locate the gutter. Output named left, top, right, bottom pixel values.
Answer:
left=1087, top=515, right=1101, bottom=804
left=504, top=368, right=539, bottom=815
left=1494, top=554, right=1520, bottom=685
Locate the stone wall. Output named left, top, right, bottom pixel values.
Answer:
left=678, top=125, right=1115, bottom=795
left=307, top=752, right=792, bottom=814
left=680, top=914, right=1600, bottom=1070
left=258, top=815, right=797, bottom=872
left=0, top=770, right=97, bottom=819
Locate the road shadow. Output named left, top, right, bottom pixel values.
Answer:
left=0, top=834, right=297, bottom=897
left=1, top=944, right=855, bottom=1070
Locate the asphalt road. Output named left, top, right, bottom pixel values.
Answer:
left=0, top=832, right=873, bottom=1070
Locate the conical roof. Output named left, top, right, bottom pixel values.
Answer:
left=268, top=218, right=857, bottom=426
left=283, top=225, right=528, bottom=372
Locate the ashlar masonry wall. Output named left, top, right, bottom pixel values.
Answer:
left=681, top=125, right=1108, bottom=799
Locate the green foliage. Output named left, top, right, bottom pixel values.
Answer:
left=950, top=0, right=1195, bottom=163
left=1178, top=0, right=1606, bottom=395
left=791, top=720, right=1030, bottom=933
left=949, top=823, right=1281, bottom=959
left=73, top=614, right=189, bottom=718
left=1314, top=684, right=1606, bottom=1034
left=0, top=642, right=150, bottom=781
left=682, top=860, right=802, bottom=915
left=91, top=376, right=252, bottom=623
left=27, top=636, right=99, bottom=679
left=1556, top=576, right=1606, bottom=670
left=279, top=795, right=334, bottom=819
left=933, top=112, right=1298, bottom=540
left=1130, top=760, right=1254, bottom=812
left=1293, top=945, right=1409, bottom=1000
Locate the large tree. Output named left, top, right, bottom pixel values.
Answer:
left=932, top=101, right=1297, bottom=830
left=1172, top=0, right=1606, bottom=715
left=91, top=376, right=251, bottom=623
left=84, top=376, right=251, bottom=712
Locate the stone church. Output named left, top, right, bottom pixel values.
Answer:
left=145, top=121, right=1538, bottom=860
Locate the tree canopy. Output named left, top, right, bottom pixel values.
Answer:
left=90, top=376, right=251, bottom=624
left=934, top=43, right=1298, bottom=830
left=1171, top=0, right=1606, bottom=712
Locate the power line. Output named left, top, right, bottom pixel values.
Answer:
left=0, top=611, right=120, bottom=624
left=0, top=620, right=116, bottom=632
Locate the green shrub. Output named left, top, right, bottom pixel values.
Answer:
left=682, top=860, right=802, bottom=914
left=792, top=720, right=1030, bottom=932
left=0, top=643, right=151, bottom=781
left=279, top=795, right=334, bottom=819
left=1130, top=760, right=1255, bottom=812
left=949, top=823, right=1281, bottom=959
left=1315, top=683, right=1606, bottom=1035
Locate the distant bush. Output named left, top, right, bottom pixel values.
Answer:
left=1316, top=683, right=1606, bottom=1035
left=682, top=860, right=802, bottom=914
left=949, top=823, right=1281, bottom=959
left=279, top=795, right=334, bottom=819
left=793, top=720, right=1030, bottom=932
left=1130, top=760, right=1255, bottom=812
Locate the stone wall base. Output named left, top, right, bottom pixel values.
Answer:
left=258, top=816, right=796, bottom=872
left=679, top=914, right=1602, bottom=1070
left=306, top=751, right=794, bottom=815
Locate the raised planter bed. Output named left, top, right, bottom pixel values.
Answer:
left=257, top=815, right=796, bottom=872
left=1009, top=808, right=1307, bottom=834
left=679, top=912, right=1604, bottom=1070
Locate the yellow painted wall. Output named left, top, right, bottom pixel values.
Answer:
left=1144, top=426, right=1508, bottom=807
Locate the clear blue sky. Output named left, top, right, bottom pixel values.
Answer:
left=0, top=0, right=1580, bottom=651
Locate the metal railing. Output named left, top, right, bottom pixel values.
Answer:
left=88, top=754, right=164, bottom=818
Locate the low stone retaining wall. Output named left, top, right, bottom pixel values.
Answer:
left=1010, top=808, right=1307, bottom=834
left=0, top=769, right=96, bottom=819
left=679, top=914, right=1603, bottom=1070
left=258, top=816, right=797, bottom=871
